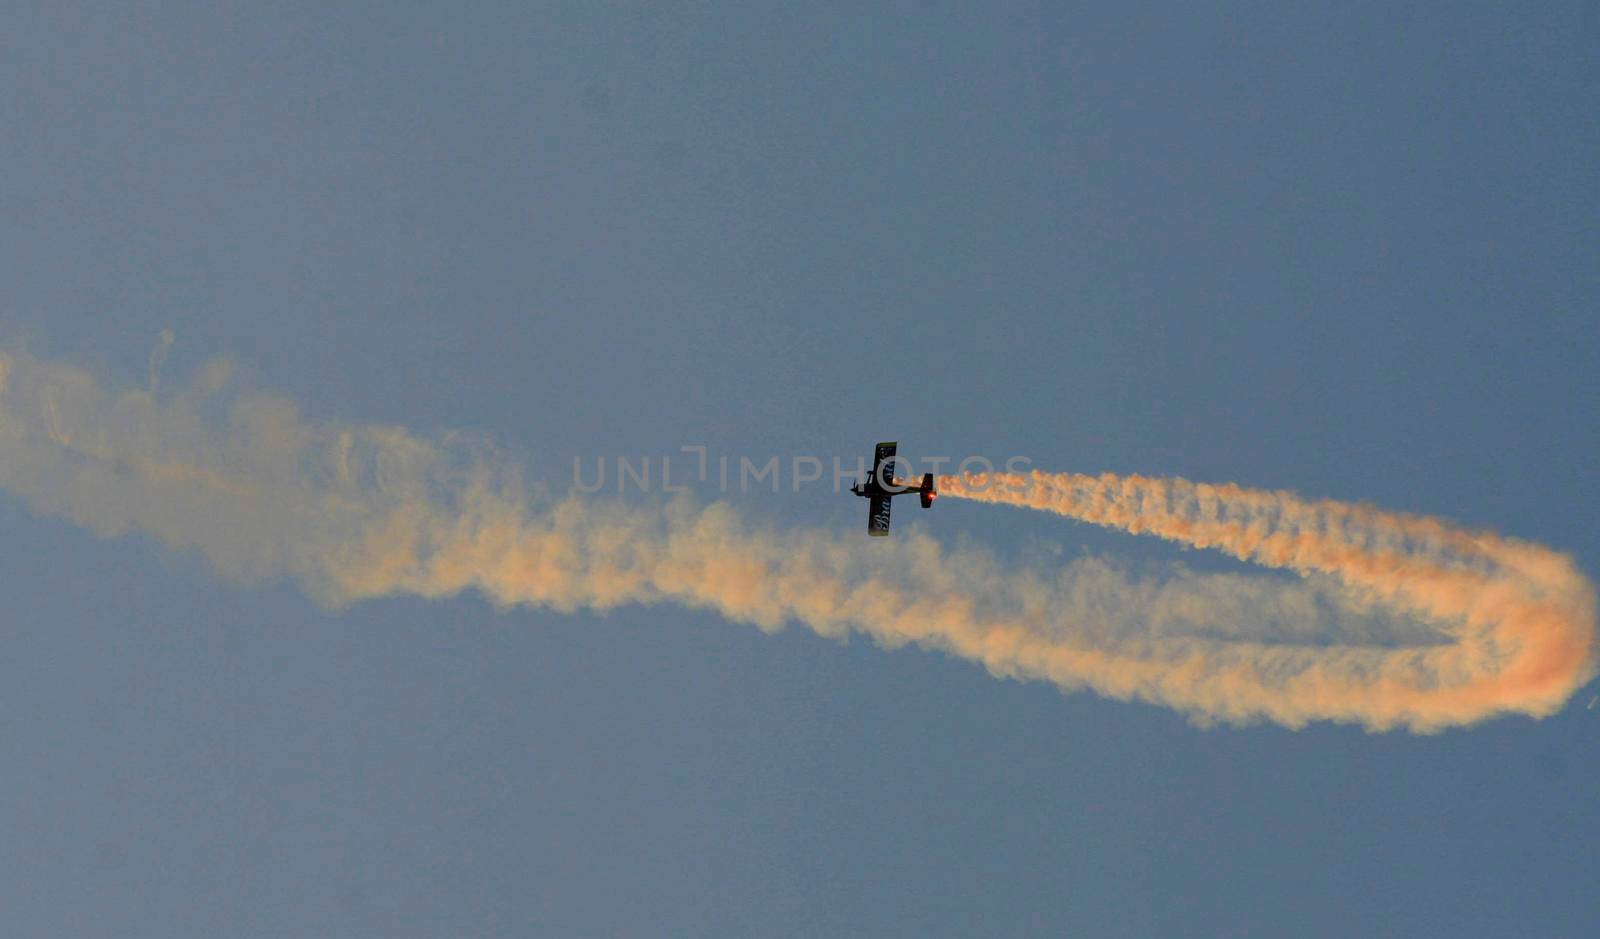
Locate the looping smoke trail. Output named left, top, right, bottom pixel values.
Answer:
left=0, top=348, right=1593, bottom=732
left=941, top=471, right=1596, bottom=730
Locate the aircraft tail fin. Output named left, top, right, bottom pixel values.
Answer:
left=919, top=473, right=936, bottom=508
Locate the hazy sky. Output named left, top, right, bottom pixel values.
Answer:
left=3, top=2, right=1597, bottom=936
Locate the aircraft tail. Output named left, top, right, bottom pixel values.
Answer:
left=919, top=473, right=936, bottom=508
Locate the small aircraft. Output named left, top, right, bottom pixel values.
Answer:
left=849, top=441, right=935, bottom=536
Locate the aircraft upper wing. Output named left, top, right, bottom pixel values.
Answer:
left=872, top=441, right=897, bottom=486
left=868, top=496, right=892, bottom=536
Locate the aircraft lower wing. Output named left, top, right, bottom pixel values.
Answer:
left=868, top=496, right=892, bottom=536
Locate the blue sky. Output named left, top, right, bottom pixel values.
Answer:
left=2, top=2, right=1597, bottom=935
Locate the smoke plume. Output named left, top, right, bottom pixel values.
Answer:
left=0, top=348, right=1592, bottom=731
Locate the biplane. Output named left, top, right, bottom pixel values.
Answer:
left=849, top=441, right=935, bottom=536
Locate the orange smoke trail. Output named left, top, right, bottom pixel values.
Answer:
left=941, top=471, right=1597, bottom=730
left=1, top=347, right=1594, bottom=731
